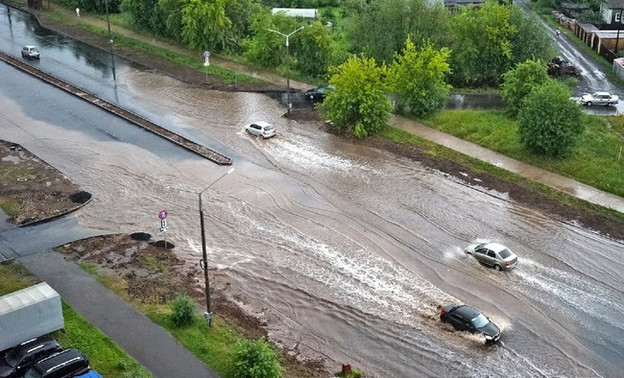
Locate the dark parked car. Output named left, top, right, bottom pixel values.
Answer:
left=0, top=336, right=62, bottom=378
left=305, top=85, right=335, bottom=102
left=23, top=349, right=89, bottom=378
left=440, top=304, right=501, bottom=343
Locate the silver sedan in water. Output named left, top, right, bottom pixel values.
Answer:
left=464, top=242, right=518, bottom=271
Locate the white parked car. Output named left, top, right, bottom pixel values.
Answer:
left=245, top=121, right=276, bottom=139
left=580, top=92, right=619, bottom=106
left=21, top=45, right=40, bottom=59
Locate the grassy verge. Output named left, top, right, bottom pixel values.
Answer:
left=419, top=109, right=624, bottom=198
left=0, top=262, right=151, bottom=377
left=73, top=262, right=264, bottom=377
left=380, top=125, right=624, bottom=220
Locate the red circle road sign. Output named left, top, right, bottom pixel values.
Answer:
left=158, top=209, right=168, bottom=220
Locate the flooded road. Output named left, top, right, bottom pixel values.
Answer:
left=1, top=5, right=624, bottom=377
left=2, top=60, right=624, bottom=376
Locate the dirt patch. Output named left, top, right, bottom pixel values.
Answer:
left=0, top=141, right=89, bottom=225
left=57, top=233, right=328, bottom=377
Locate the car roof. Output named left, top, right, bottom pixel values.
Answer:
left=454, top=305, right=481, bottom=319
left=33, top=349, right=86, bottom=372
left=594, top=92, right=610, bottom=96
left=24, top=45, right=37, bottom=49
left=252, top=121, right=272, bottom=127
left=484, top=243, right=507, bottom=253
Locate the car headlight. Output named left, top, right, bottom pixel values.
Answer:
left=484, top=335, right=494, bottom=340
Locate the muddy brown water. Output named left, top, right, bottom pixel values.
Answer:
left=1, top=6, right=624, bottom=377
left=2, top=62, right=623, bottom=377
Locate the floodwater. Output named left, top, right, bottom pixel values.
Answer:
left=1, top=5, right=624, bottom=377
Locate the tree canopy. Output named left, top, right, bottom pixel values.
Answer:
left=501, top=59, right=550, bottom=115
left=389, top=38, right=452, bottom=117
left=517, top=81, right=584, bottom=157
left=320, top=55, right=393, bottom=138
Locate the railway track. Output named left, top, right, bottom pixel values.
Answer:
left=0, top=51, right=233, bottom=166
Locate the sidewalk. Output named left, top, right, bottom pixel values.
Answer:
left=20, top=250, right=219, bottom=378
left=391, top=116, right=624, bottom=214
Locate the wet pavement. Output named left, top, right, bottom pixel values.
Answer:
left=19, top=250, right=219, bottom=378
left=2, top=4, right=624, bottom=378
left=391, top=116, right=624, bottom=214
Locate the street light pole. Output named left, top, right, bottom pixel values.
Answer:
left=268, top=26, right=304, bottom=116
left=616, top=10, right=623, bottom=55
left=104, top=0, right=112, bottom=43
left=198, top=167, right=235, bottom=327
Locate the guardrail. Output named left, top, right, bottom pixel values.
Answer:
left=0, top=51, right=233, bottom=165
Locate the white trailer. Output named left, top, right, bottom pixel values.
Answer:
left=0, top=282, right=64, bottom=351
left=271, top=8, right=318, bottom=18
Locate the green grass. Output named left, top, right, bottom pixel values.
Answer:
left=0, top=262, right=151, bottom=377
left=419, top=109, right=624, bottom=198
left=144, top=308, right=240, bottom=377
left=53, top=303, right=152, bottom=377
left=0, top=262, right=38, bottom=294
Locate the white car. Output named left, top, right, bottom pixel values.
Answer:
left=245, top=121, right=276, bottom=139
left=21, top=45, right=40, bottom=59
left=580, top=92, right=619, bottom=106
left=464, top=242, right=518, bottom=271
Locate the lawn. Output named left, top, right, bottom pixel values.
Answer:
left=0, top=262, right=152, bottom=378
left=421, top=109, right=624, bottom=197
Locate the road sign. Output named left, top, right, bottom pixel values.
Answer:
left=158, top=209, right=168, bottom=220
left=160, top=219, right=167, bottom=232
left=204, top=51, right=210, bottom=58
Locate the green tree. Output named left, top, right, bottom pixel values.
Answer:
left=170, top=294, right=196, bottom=327
left=518, top=81, right=584, bottom=157
left=501, top=59, right=550, bottom=115
left=293, top=21, right=334, bottom=77
left=345, top=0, right=450, bottom=64
left=180, top=0, right=232, bottom=51
left=320, top=55, right=393, bottom=138
left=449, top=1, right=516, bottom=87
left=243, top=13, right=302, bottom=68
left=122, top=0, right=165, bottom=33
left=157, top=0, right=184, bottom=39
left=508, top=6, right=555, bottom=65
left=388, top=37, right=452, bottom=117
left=230, top=338, right=282, bottom=378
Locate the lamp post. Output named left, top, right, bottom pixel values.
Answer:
left=199, top=167, right=235, bottom=327
left=616, top=10, right=623, bottom=55
left=104, top=0, right=112, bottom=43
left=268, top=26, right=304, bottom=116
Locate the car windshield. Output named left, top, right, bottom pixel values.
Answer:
left=499, top=248, right=513, bottom=259
left=23, top=369, right=42, bottom=378
left=471, top=314, right=489, bottom=328
left=5, top=349, right=23, bottom=367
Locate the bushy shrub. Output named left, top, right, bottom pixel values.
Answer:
left=518, top=80, right=584, bottom=157
left=230, top=338, right=283, bottom=378
left=170, top=294, right=196, bottom=327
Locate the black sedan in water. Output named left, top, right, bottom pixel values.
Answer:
left=440, top=304, right=501, bottom=343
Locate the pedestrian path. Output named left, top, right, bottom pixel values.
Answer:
left=20, top=251, right=219, bottom=378
left=391, top=116, right=624, bottom=214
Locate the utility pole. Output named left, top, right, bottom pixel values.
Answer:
left=268, top=26, right=305, bottom=116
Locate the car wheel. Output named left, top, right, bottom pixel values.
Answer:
left=494, top=265, right=501, bottom=271
left=586, top=101, right=592, bottom=106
